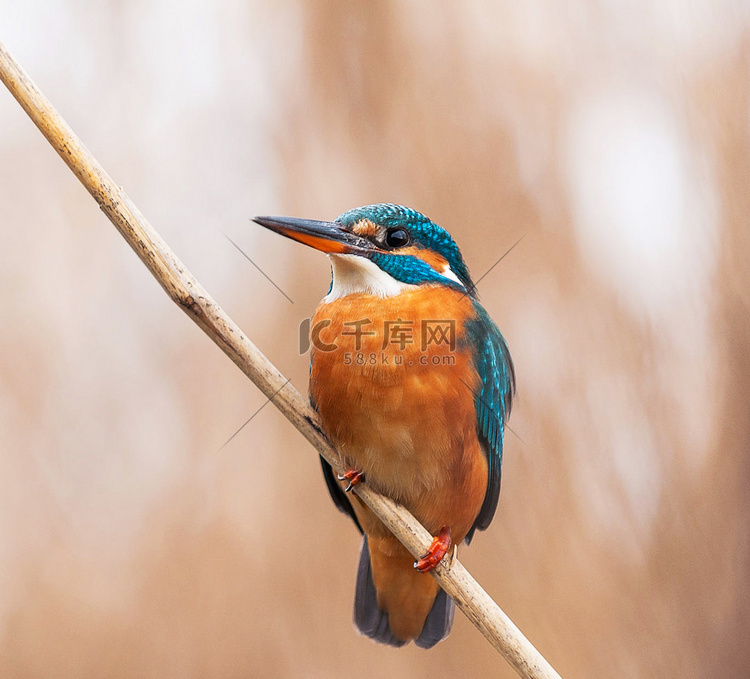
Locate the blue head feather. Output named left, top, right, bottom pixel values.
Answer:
left=336, top=204, right=475, bottom=294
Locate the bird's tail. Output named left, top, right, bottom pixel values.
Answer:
left=353, top=536, right=455, bottom=649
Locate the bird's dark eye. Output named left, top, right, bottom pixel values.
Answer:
left=385, top=228, right=409, bottom=249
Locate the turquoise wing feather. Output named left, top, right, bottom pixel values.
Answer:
left=465, top=302, right=515, bottom=543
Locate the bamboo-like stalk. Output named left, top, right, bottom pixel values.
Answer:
left=0, top=39, right=562, bottom=679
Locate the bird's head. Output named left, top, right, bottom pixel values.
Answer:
left=253, top=203, right=475, bottom=300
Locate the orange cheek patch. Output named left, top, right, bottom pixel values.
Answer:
left=397, top=246, right=449, bottom=272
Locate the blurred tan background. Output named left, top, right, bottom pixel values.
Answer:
left=1, top=1, right=749, bottom=677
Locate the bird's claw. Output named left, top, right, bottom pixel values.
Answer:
left=337, top=468, right=364, bottom=492
left=414, top=526, right=452, bottom=573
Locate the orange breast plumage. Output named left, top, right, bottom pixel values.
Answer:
left=310, top=284, right=487, bottom=539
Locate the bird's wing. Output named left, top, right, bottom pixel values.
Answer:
left=319, top=455, right=363, bottom=534
left=465, top=303, right=515, bottom=543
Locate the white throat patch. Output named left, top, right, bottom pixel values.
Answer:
left=323, top=254, right=416, bottom=302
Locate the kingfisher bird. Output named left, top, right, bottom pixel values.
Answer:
left=253, top=204, right=514, bottom=648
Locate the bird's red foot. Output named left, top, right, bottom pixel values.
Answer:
left=337, top=468, right=364, bottom=492
left=414, top=526, right=452, bottom=573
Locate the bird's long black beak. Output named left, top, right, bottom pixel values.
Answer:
left=252, top=215, right=378, bottom=255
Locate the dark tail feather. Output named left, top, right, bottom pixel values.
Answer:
left=414, top=588, right=455, bottom=649
left=353, top=537, right=455, bottom=649
left=353, top=537, right=407, bottom=647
